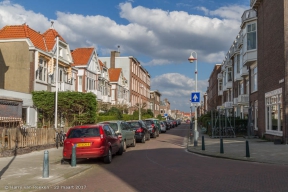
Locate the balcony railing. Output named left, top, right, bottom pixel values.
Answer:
left=250, top=0, right=261, bottom=8
left=238, top=94, right=249, bottom=105
left=241, top=9, right=257, bottom=26
left=223, top=101, right=233, bottom=109
left=218, top=89, right=223, bottom=96
left=243, top=50, right=257, bottom=66
left=223, top=81, right=232, bottom=91
left=235, top=72, right=242, bottom=81
left=240, top=66, right=249, bottom=77
left=217, top=73, right=223, bottom=79
left=233, top=98, right=238, bottom=105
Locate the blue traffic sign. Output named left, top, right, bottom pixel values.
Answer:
left=191, top=92, right=200, bottom=103
left=164, top=113, right=168, bottom=117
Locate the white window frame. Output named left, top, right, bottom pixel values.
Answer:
left=247, top=23, right=257, bottom=50
left=251, top=66, right=257, bottom=92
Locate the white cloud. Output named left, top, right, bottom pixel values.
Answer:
left=151, top=73, right=208, bottom=112
left=0, top=1, right=247, bottom=65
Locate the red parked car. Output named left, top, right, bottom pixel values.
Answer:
left=62, top=124, right=123, bottom=164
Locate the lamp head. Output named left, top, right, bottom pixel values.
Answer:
left=188, top=53, right=197, bottom=63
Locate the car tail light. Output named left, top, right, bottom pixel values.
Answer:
left=99, top=127, right=104, bottom=139
left=135, top=128, right=144, bottom=133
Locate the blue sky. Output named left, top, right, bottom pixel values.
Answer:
left=1, top=0, right=250, bottom=112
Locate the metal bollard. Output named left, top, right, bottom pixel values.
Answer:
left=246, top=140, right=250, bottom=158
left=220, top=138, right=224, bottom=154
left=202, top=136, right=205, bottom=150
left=71, top=144, right=76, bottom=167
left=42, top=150, right=49, bottom=178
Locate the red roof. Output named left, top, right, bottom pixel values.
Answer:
left=108, top=68, right=122, bottom=82
left=0, top=24, right=47, bottom=51
left=42, top=28, right=66, bottom=51
left=71, top=48, right=94, bottom=66
left=0, top=24, right=67, bottom=52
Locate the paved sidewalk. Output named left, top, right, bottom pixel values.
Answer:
left=187, top=131, right=288, bottom=165
left=0, top=147, right=93, bottom=192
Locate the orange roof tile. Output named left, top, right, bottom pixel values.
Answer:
left=108, top=68, right=122, bottom=82
left=42, top=28, right=66, bottom=51
left=71, top=48, right=94, bottom=66
left=98, top=59, right=104, bottom=70
left=0, top=24, right=47, bottom=51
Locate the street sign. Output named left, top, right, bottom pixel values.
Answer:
left=191, top=92, right=200, bottom=103
left=164, top=113, right=168, bottom=117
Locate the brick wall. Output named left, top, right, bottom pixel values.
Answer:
left=257, top=0, right=286, bottom=139
left=207, top=65, right=222, bottom=111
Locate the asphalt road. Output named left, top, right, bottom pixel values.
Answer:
left=41, top=124, right=288, bottom=192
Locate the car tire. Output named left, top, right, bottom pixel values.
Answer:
left=117, top=145, right=123, bottom=156
left=103, top=149, right=112, bottom=164
left=147, top=134, right=150, bottom=141
left=123, top=140, right=127, bottom=152
left=131, top=138, right=136, bottom=147
left=61, top=158, right=71, bottom=165
left=141, top=135, right=146, bottom=143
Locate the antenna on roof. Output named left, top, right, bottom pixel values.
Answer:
left=117, top=45, right=120, bottom=53
left=50, top=21, right=54, bottom=29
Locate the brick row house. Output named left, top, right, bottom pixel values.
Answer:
left=207, top=0, right=288, bottom=142
left=0, top=24, right=159, bottom=127
left=98, top=51, right=153, bottom=114
left=149, top=90, right=161, bottom=117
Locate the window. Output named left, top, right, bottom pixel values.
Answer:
left=78, top=76, right=82, bottom=92
left=246, top=79, right=249, bottom=94
left=37, top=58, right=47, bottom=82
left=265, top=89, right=283, bottom=135
left=237, top=55, right=240, bottom=73
left=227, top=68, right=232, bottom=82
left=218, top=79, right=223, bottom=91
left=251, top=67, right=257, bottom=92
left=239, top=82, right=243, bottom=95
left=247, top=23, right=256, bottom=50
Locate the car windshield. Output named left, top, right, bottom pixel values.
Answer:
left=128, top=122, right=140, bottom=128
left=108, top=123, right=118, bottom=131
left=67, top=128, right=100, bottom=138
left=144, top=121, right=152, bottom=125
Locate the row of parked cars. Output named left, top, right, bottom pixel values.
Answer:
left=62, top=118, right=181, bottom=164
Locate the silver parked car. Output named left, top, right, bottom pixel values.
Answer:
left=98, top=120, right=136, bottom=151
left=160, top=121, right=167, bottom=133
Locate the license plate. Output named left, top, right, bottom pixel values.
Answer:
left=77, top=143, right=91, bottom=147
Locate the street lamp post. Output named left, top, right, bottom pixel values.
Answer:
left=139, top=84, right=143, bottom=120
left=188, top=51, right=199, bottom=147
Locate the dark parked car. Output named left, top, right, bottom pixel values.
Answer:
left=143, top=119, right=158, bottom=138
left=127, top=120, right=150, bottom=143
left=62, top=124, right=123, bottom=164
left=163, top=120, right=171, bottom=130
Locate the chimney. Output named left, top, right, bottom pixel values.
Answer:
left=110, top=49, right=120, bottom=69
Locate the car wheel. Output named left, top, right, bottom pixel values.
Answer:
left=61, top=158, right=71, bottom=165
left=141, top=135, right=146, bottom=143
left=123, top=140, right=127, bottom=152
left=117, top=145, right=123, bottom=156
left=103, top=149, right=112, bottom=164
left=147, top=134, right=150, bottom=141
left=131, top=138, right=136, bottom=147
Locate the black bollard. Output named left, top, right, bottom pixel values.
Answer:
left=43, top=150, right=49, bottom=178
left=202, top=135, right=205, bottom=150
left=71, top=144, right=76, bottom=167
left=220, top=138, right=224, bottom=154
left=246, top=140, right=250, bottom=158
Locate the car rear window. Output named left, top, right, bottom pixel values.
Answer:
left=108, top=123, right=118, bottom=131
left=128, top=122, right=140, bottom=128
left=67, top=128, right=100, bottom=138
